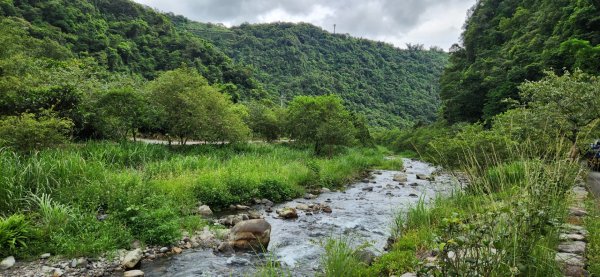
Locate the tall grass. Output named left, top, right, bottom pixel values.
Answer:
left=0, top=142, right=389, bottom=258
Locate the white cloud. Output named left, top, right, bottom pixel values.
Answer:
left=133, top=0, right=477, bottom=49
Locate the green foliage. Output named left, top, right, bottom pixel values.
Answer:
left=147, top=67, right=249, bottom=143
left=518, top=70, right=600, bottom=144
left=440, top=0, right=600, bottom=123
left=320, top=238, right=370, bottom=277
left=245, top=101, right=284, bottom=141
left=585, top=199, right=600, bottom=276
left=94, top=87, right=147, bottom=140
left=287, top=95, right=356, bottom=155
left=121, top=205, right=180, bottom=245
left=0, top=214, right=33, bottom=257
left=179, top=21, right=448, bottom=127
left=0, top=113, right=73, bottom=152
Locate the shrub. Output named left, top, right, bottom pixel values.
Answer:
left=0, top=113, right=73, bottom=152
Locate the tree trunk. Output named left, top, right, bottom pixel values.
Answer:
left=569, top=143, right=580, bottom=161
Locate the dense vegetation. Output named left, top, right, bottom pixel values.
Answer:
left=440, top=0, right=600, bottom=123
left=175, top=20, right=448, bottom=127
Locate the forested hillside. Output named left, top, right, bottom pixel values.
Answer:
left=0, top=0, right=261, bottom=94
left=440, top=0, right=600, bottom=123
left=174, top=19, right=448, bottom=127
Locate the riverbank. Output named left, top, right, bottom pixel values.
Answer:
left=0, top=142, right=401, bottom=272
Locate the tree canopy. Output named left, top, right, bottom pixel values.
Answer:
left=440, top=0, right=600, bottom=123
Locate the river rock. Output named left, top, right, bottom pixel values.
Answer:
left=217, top=241, right=234, bottom=254
left=124, top=270, right=145, bottom=277
left=321, top=187, right=331, bottom=193
left=393, top=173, right=408, bottom=182
left=228, top=219, right=271, bottom=250
left=276, top=207, right=298, bottom=219
left=1, top=256, right=15, bottom=269
left=42, top=266, right=63, bottom=276
left=569, top=207, right=587, bottom=217
left=296, top=203, right=310, bottom=211
left=304, top=193, right=317, bottom=199
left=557, top=241, right=586, bottom=254
left=248, top=210, right=262, bottom=219
left=159, top=247, right=169, bottom=253
left=218, top=214, right=249, bottom=227
left=41, top=253, right=51, bottom=259
left=356, top=249, right=376, bottom=265
left=121, top=248, right=143, bottom=269
left=409, top=193, right=418, bottom=197
left=400, top=273, right=417, bottom=277
left=322, top=205, right=332, bottom=213
left=409, top=183, right=419, bottom=187
left=416, top=174, right=431, bottom=180
left=235, top=205, right=250, bottom=211
left=555, top=252, right=585, bottom=267
left=560, top=233, right=586, bottom=241
left=172, top=247, right=182, bottom=254
left=362, top=186, right=373, bottom=192
left=198, top=205, right=213, bottom=216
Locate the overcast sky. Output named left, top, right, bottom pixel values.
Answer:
left=133, top=0, right=477, bottom=50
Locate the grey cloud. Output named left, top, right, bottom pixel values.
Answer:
left=134, top=0, right=476, bottom=49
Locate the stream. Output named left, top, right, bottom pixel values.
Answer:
left=141, top=159, right=458, bottom=276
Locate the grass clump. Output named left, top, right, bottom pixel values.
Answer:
left=586, top=198, right=600, bottom=276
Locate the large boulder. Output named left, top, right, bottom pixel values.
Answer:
left=121, top=248, right=143, bottom=269
left=228, top=219, right=271, bottom=250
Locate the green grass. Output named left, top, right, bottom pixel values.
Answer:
left=586, top=198, right=600, bottom=276
left=0, top=142, right=389, bottom=258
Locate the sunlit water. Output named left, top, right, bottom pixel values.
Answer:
left=141, top=159, right=457, bottom=276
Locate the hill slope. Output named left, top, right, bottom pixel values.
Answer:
left=1, top=0, right=449, bottom=127
left=440, top=0, right=600, bottom=123
left=174, top=20, right=449, bottom=127
left=0, top=0, right=260, bottom=95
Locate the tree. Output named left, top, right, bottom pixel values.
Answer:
left=518, top=70, right=600, bottom=159
left=95, top=87, right=147, bottom=141
left=287, top=95, right=356, bottom=155
left=245, top=101, right=283, bottom=142
left=147, top=67, right=249, bottom=144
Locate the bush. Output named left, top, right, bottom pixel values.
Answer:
left=0, top=214, right=33, bottom=256
left=120, top=205, right=180, bottom=245
left=0, top=113, right=73, bottom=152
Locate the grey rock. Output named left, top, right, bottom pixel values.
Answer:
left=124, top=269, right=145, bottom=277
left=41, top=253, right=51, bottom=259
left=393, top=174, right=408, bottom=182
left=321, top=187, right=331, bottom=193
left=159, top=247, right=169, bottom=253
left=197, top=205, right=213, bottom=216
left=362, top=186, right=374, bottom=192
left=557, top=241, right=586, bottom=255
left=560, top=233, right=586, bottom=241
left=1, top=256, right=15, bottom=269
left=276, top=207, right=298, bottom=219
left=296, top=204, right=310, bottom=211
left=235, top=205, right=250, bottom=211
left=555, top=252, right=585, bottom=267
left=569, top=207, right=588, bottom=217
left=400, top=273, right=417, bottom=277
left=121, top=248, right=143, bottom=269
left=409, top=193, right=418, bottom=197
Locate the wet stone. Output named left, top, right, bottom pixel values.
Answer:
left=560, top=233, right=586, bottom=241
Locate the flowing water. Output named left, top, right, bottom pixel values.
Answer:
left=141, top=159, right=458, bottom=276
